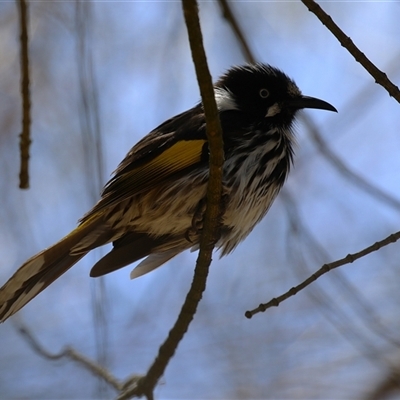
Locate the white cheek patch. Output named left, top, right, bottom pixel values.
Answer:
left=214, top=87, right=238, bottom=111
left=265, top=103, right=281, bottom=118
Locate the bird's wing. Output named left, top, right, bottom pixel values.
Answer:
left=81, top=106, right=208, bottom=222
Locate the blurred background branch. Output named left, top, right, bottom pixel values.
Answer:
left=217, top=0, right=256, bottom=64
left=74, top=1, right=110, bottom=396
left=302, top=113, right=400, bottom=212
left=17, top=0, right=31, bottom=189
left=18, top=325, right=123, bottom=392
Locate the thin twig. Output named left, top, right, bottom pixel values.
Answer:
left=117, top=1, right=224, bottom=398
left=282, top=189, right=400, bottom=351
left=301, top=0, right=400, bottom=103
left=217, top=0, right=256, bottom=64
left=17, top=0, right=31, bottom=189
left=245, top=230, right=400, bottom=318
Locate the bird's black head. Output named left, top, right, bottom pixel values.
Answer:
left=215, top=63, right=336, bottom=128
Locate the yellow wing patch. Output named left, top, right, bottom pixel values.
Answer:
left=124, top=139, right=207, bottom=189
left=83, top=139, right=208, bottom=219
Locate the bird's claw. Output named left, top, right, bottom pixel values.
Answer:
left=185, top=189, right=229, bottom=245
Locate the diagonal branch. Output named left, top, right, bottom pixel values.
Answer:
left=245, top=230, right=400, bottom=318
left=117, top=1, right=224, bottom=398
left=301, top=0, right=400, bottom=103
left=282, top=189, right=400, bottom=351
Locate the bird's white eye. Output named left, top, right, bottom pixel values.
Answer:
left=259, top=88, right=269, bottom=98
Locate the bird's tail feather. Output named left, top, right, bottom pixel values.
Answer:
left=0, top=216, right=108, bottom=322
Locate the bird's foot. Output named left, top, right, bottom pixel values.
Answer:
left=185, top=188, right=229, bottom=245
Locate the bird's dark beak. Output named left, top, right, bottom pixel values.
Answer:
left=287, top=95, right=337, bottom=112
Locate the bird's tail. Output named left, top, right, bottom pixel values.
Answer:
left=0, top=216, right=109, bottom=322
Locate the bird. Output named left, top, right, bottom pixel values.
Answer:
left=0, top=63, right=337, bottom=322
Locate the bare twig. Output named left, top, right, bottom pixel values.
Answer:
left=245, top=230, right=400, bottom=318
left=117, top=1, right=224, bottom=398
left=301, top=0, right=400, bottom=103
left=17, top=326, right=123, bottom=391
left=217, top=0, right=256, bottom=64
left=283, top=189, right=400, bottom=352
left=75, top=3, right=110, bottom=394
left=17, top=0, right=31, bottom=189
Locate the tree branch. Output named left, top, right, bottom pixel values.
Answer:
left=117, top=0, right=224, bottom=398
left=245, top=230, right=400, bottom=318
left=301, top=0, right=400, bottom=103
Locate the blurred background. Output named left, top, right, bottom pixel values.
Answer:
left=1, top=1, right=400, bottom=399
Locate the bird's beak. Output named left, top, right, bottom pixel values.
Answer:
left=287, top=95, right=337, bottom=112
